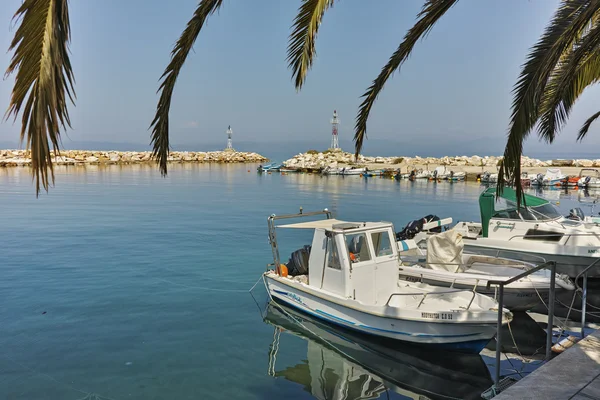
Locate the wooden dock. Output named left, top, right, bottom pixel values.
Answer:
left=494, top=330, right=600, bottom=399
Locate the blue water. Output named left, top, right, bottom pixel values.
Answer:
left=0, top=165, right=586, bottom=400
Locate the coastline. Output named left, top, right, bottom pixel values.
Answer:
left=0, top=149, right=268, bottom=166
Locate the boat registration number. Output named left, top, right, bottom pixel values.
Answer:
left=421, top=312, right=453, bottom=320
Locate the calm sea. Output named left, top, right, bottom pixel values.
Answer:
left=0, top=164, right=588, bottom=400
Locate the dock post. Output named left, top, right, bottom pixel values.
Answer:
left=546, top=262, right=556, bottom=361
left=495, top=284, right=504, bottom=386
left=582, top=272, right=588, bottom=338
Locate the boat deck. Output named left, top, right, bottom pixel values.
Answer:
left=494, top=329, right=600, bottom=399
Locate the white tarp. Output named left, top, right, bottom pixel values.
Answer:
left=426, top=230, right=465, bottom=272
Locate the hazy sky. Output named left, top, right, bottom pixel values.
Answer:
left=1, top=0, right=600, bottom=156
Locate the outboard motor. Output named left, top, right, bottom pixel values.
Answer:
left=432, top=170, right=438, bottom=179
left=285, top=245, right=311, bottom=276
left=584, top=176, right=592, bottom=187
left=482, top=172, right=490, bottom=182
left=535, top=173, right=544, bottom=186
left=396, top=214, right=441, bottom=240
left=409, top=169, right=416, bottom=181
left=567, top=208, right=585, bottom=221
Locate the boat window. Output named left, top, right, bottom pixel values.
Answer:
left=345, top=233, right=371, bottom=263
left=528, top=203, right=562, bottom=220
left=326, top=238, right=341, bottom=270
left=371, top=231, right=393, bottom=257
left=523, top=229, right=563, bottom=242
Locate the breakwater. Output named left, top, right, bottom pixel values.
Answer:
left=284, top=150, right=600, bottom=170
left=0, top=150, right=268, bottom=167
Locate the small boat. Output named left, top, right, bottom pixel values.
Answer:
left=562, top=175, right=580, bottom=187
left=279, top=167, right=299, bottom=173
left=448, top=171, right=466, bottom=181
left=432, top=166, right=450, bottom=180
left=480, top=171, right=498, bottom=184
left=257, top=162, right=283, bottom=172
left=451, top=186, right=600, bottom=278
left=340, top=167, right=367, bottom=176
left=396, top=229, right=574, bottom=311
left=263, top=210, right=512, bottom=353
left=362, top=169, right=384, bottom=177
left=540, top=168, right=566, bottom=186
left=412, top=169, right=432, bottom=179
left=577, top=168, right=600, bottom=188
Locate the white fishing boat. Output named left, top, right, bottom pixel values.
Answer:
left=340, top=167, right=367, bottom=176
left=537, top=168, right=566, bottom=186
left=451, top=187, right=600, bottom=277
left=448, top=171, right=466, bottom=181
left=480, top=172, right=498, bottom=184
left=396, top=229, right=574, bottom=311
left=321, top=166, right=341, bottom=175
left=263, top=210, right=512, bottom=353
left=409, top=169, right=432, bottom=180
left=577, top=168, right=600, bottom=188
left=432, top=166, right=450, bottom=180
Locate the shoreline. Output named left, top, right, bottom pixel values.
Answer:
left=0, top=150, right=268, bottom=166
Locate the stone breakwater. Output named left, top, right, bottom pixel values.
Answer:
left=0, top=150, right=268, bottom=167
left=284, top=150, right=600, bottom=170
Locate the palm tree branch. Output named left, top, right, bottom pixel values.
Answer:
left=354, top=0, right=459, bottom=157
left=287, top=0, right=335, bottom=90
left=538, top=18, right=600, bottom=144
left=498, top=0, right=600, bottom=206
left=579, top=110, right=600, bottom=137
left=150, top=0, right=224, bottom=176
left=4, top=0, right=74, bottom=196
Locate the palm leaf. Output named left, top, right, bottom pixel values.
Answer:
left=150, top=0, right=224, bottom=176
left=538, top=16, right=600, bottom=144
left=4, top=0, right=74, bottom=195
left=498, top=0, right=600, bottom=205
left=353, top=0, right=459, bottom=156
left=287, top=0, right=335, bottom=90
left=579, top=109, right=600, bottom=137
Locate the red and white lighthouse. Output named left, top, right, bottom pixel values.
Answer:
left=330, top=110, right=340, bottom=150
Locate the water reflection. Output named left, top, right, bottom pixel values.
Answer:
left=263, top=302, right=492, bottom=400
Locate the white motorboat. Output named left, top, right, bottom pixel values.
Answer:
left=451, top=187, right=600, bottom=277
left=448, top=171, right=466, bottom=181
left=577, top=168, right=600, bottom=188
left=432, top=166, right=450, bottom=180
left=396, top=229, right=574, bottom=311
left=321, top=166, right=341, bottom=175
left=340, top=167, right=367, bottom=176
left=536, top=168, right=566, bottom=186
left=263, top=210, right=512, bottom=354
left=409, top=169, right=432, bottom=180
left=480, top=172, right=498, bottom=184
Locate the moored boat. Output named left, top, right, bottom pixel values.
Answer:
left=263, top=210, right=512, bottom=353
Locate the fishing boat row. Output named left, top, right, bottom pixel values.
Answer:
left=260, top=184, right=600, bottom=354
left=481, top=168, right=600, bottom=188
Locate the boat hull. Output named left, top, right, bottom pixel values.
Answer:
left=266, top=275, right=497, bottom=353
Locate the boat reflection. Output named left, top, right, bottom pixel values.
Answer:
left=263, top=302, right=492, bottom=400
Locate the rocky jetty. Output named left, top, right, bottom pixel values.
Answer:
left=283, top=150, right=600, bottom=170
left=0, top=150, right=268, bottom=167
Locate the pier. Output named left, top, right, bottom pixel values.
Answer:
left=494, top=329, right=600, bottom=399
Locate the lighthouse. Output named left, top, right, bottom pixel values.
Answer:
left=225, top=125, right=234, bottom=151
left=330, top=110, right=340, bottom=150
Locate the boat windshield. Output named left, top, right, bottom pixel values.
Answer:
left=493, top=198, right=561, bottom=221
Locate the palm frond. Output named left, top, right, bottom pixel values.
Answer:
left=287, top=0, right=335, bottom=90
left=150, top=0, right=224, bottom=175
left=579, top=109, right=600, bottom=137
left=4, top=0, right=74, bottom=196
left=538, top=18, right=600, bottom=143
left=498, top=0, right=600, bottom=206
left=354, top=0, right=459, bottom=157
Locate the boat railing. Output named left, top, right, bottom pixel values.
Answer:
left=506, top=232, right=600, bottom=244
left=575, top=258, right=600, bottom=340
left=267, top=208, right=333, bottom=271
left=384, top=282, right=480, bottom=310
left=486, top=260, right=557, bottom=388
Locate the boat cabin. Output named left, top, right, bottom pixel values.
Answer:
left=272, top=216, right=399, bottom=306
left=478, top=186, right=564, bottom=238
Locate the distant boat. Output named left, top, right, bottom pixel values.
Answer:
left=258, top=162, right=284, bottom=172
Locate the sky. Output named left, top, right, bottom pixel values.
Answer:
left=1, top=0, right=600, bottom=158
